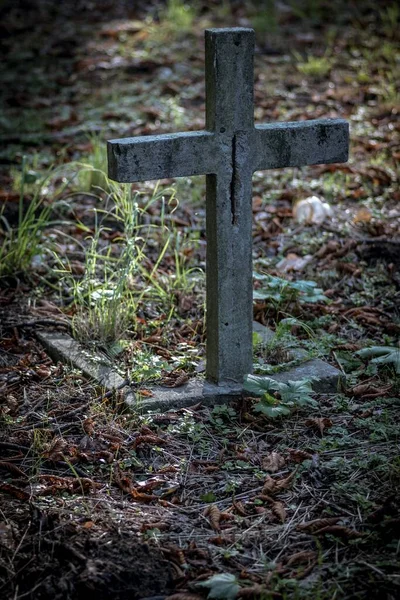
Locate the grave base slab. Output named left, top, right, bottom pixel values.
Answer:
left=37, top=325, right=344, bottom=413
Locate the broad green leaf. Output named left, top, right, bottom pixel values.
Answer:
left=254, top=402, right=291, bottom=418
left=278, top=379, right=317, bottom=405
left=243, top=374, right=279, bottom=396
left=357, top=346, right=400, bottom=374
left=197, top=572, right=240, bottom=600
left=200, top=492, right=217, bottom=503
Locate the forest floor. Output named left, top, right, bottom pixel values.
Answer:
left=0, top=1, right=399, bottom=599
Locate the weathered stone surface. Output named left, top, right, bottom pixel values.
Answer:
left=107, top=27, right=349, bottom=388
left=36, top=331, right=126, bottom=391
left=252, top=321, right=344, bottom=393
left=125, top=379, right=242, bottom=412
left=37, top=322, right=344, bottom=413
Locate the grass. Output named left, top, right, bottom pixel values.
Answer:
left=294, top=51, right=334, bottom=79
left=76, top=134, right=110, bottom=193
left=160, top=0, right=197, bottom=36
left=0, top=158, right=53, bottom=279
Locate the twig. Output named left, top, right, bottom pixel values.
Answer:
left=5, top=319, right=72, bottom=331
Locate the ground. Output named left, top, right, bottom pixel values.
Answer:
left=0, top=1, right=399, bottom=599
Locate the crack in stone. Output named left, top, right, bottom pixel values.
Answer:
left=230, top=134, right=237, bottom=225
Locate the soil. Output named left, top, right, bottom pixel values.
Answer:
left=0, top=496, right=173, bottom=600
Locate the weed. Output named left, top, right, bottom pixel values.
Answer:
left=249, top=0, right=278, bottom=44
left=0, top=158, right=53, bottom=279
left=244, top=374, right=318, bottom=418
left=294, top=51, right=334, bottom=79
left=253, top=273, right=328, bottom=312
left=76, top=134, right=109, bottom=192
left=381, top=2, right=399, bottom=38
left=161, top=0, right=196, bottom=36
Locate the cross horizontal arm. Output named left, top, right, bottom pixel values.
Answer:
left=254, top=119, right=349, bottom=171
left=108, top=131, right=217, bottom=182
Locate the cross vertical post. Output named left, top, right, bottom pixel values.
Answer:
left=205, top=28, right=255, bottom=385
left=107, top=27, right=349, bottom=394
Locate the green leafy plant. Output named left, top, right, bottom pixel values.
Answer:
left=197, top=572, right=240, bottom=600
left=253, top=317, right=314, bottom=374
left=356, top=346, right=400, bottom=374
left=253, top=273, right=328, bottom=309
left=244, top=374, right=318, bottom=418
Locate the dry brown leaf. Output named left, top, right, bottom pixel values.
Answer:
left=348, top=382, right=391, bottom=398
left=262, top=470, right=297, bottom=496
left=0, top=461, right=27, bottom=478
left=137, top=389, right=154, bottom=397
left=0, top=482, right=30, bottom=501
left=305, top=417, right=333, bottom=435
left=297, top=517, right=343, bottom=533
left=204, top=504, right=221, bottom=531
left=114, top=467, right=134, bottom=493
left=44, top=437, right=68, bottom=461
left=275, top=470, right=297, bottom=492
left=262, top=475, right=277, bottom=495
left=237, top=584, right=267, bottom=598
left=287, top=448, right=314, bottom=463
left=220, top=511, right=235, bottom=522
left=257, top=494, right=286, bottom=522
left=232, top=500, right=247, bottom=516
left=133, top=434, right=166, bottom=449
left=131, top=488, right=158, bottom=503
left=83, top=417, right=95, bottom=436
left=271, top=500, right=286, bottom=522
left=353, top=207, right=372, bottom=224
left=285, top=550, right=317, bottom=567
left=141, top=521, right=170, bottom=532
left=262, top=452, right=285, bottom=473
left=35, top=365, right=52, bottom=379
left=208, top=535, right=234, bottom=546
left=314, top=525, right=364, bottom=538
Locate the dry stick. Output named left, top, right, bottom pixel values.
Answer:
left=0, top=442, right=31, bottom=453
left=3, top=319, right=72, bottom=332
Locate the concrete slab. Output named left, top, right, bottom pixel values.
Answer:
left=36, top=331, right=126, bottom=391
left=36, top=323, right=344, bottom=413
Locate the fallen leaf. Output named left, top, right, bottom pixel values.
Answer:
left=262, top=452, right=286, bottom=472
left=83, top=417, right=95, bottom=436
left=257, top=494, right=286, bottom=522
left=305, top=417, right=333, bottom=435
left=287, top=448, right=314, bottom=463
left=353, top=207, right=372, bottom=223
left=133, top=434, right=166, bottom=449
left=0, top=483, right=30, bottom=501
left=204, top=504, right=221, bottom=531
left=131, top=488, right=158, bottom=503
left=297, top=517, right=343, bottom=533
left=313, top=525, right=364, bottom=538
left=285, top=550, right=317, bottom=567
left=271, top=500, right=286, bottom=522
left=276, top=253, right=313, bottom=273
left=0, top=461, right=27, bottom=478
left=114, top=467, right=134, bottom=493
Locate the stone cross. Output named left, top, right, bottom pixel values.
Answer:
left=107, top=28, right=349, bottom=387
